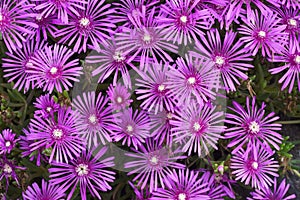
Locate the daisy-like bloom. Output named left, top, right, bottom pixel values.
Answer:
left=269, top=36, right=300, bottom=93
left=0, top=129, right=18, bottom=155
left=248, top=178, right=296, bottom=200
left=49, top=147, right=115, bottom=200
left=166, top=55, right=218, bottom=106
left=157, top=0, right=213, bottom=45
left=0, top=158, right=25, bottom=191
left=23, top=179, right=65, bottom=200
left=278, top=0, right=300, bottom=10
left=238, top=10, right=288, bottom=57
left=124, top=138, right=186, bottom=192
left=225, top=97, right=283, bottom=154
left=230, top=142, right=279, bottom=189
left=115, top=6, right=178, bottom=71
left=34, top=94, right=60, bottom=118
left=1, top=39, right=46, bottom=92
left=111, top=107, right=151, bottom=150
left=193, top=29, right=254, bottom=91
left=27, top=44, right=83, bottom=93
left=0, top=0, right=38, bottom=53
left=55, top=0, right=115, bottom=53
left=136, top=62, right=176, bottom=114
left=86, top=40, right=136, bottom=88
left=34, top=0, right=86, bottom=24
left=107, top=83, right=133, bottom=110
left=72, top=91, right=115, bottom=147
left=151, top=169, right=210, bottom=200
left=27, top=107, right=85, bottom=163
left=129, top=181, right=153, bottom=200
left=171, top=101, right=226, bottom=157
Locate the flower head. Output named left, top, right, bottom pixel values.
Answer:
left=0, top=158, right=25, bottom=191
left=107, top=83, right=132, bottom=110
left=0, top=129, right=18, bottom=155
left=34, top=94, right=60, bottom=118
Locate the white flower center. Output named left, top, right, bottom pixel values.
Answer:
left=150, top=156, right=158, bottom=165
left=187, top=77, right=196, bottom=85
left=251, top=161, right=258, bottom=170
left=113, top=51, right=125, bottom=62
left=180, top=15, right=187, bottom=23
left=75, top=163, right=89, bottom=176
left=88, top=114, right=97, bottom=124
left=143, top=34, right=152, bottom=43
left=52, top=129, right=63, bottom=139
left=117, top=96, right=123, bottom=103
left=50, top=67, right=58, bottom=75
left=36, top=14, right=42, bottom=21
left=126, top=125, right=133, bottom=132
left=79, top=17, right=90, bottom=26
left=25, top=62, right=33, bottom=68
left=166, top=112, right=173, bottom=119
left=3, top=164, right=12, bottom=174
left=158, top=84, right=165, bottom=92
left=249, top=121, right=260, bottom=134
left=288, top=18, right=297, bottom=26
left=46, top=107, right=52, bottom=112
left=178, top=193, right=187, bottom=200
left=295, top=55, right=300, bottom=64
left=193, top=122, right=201, bottom=131
left=5, top=141, right=11, bottom=147
left=258, top=30, right=266, bottom=38
left=0, top=13, right=3, bottom=21
left=215, top=56, right=225, bottom=65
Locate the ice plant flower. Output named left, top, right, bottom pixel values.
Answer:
left=136, top=62, right=176, bottom=114
left=238, top=10, right=288, bottom=57
left=26, top=107, right=85, bottom=163
left=111, top=107, right=151, bottom=149
left=49, top=147, right=115, bottom=200
left=124, top=139, right=186, bottom=192
left=22, top=179, right=65, bottom=200
left=157, top=0, right=213, bottom=45
left=0, top=158, right=25, bottom=191
left=0, top=0, right=38, bottom=53
left=107, top=83, right=133, bottom=110
left=0, top=129, right=18, bottom=155
left=34, top=94, right=60, bottom=118
left=225, top=97, right=283, bottom=154
left=171, top=101, right=226, bottom=157
left=2, top=39, right=46, bottom=92
left=247, top=178, right=296, bottom=200
left=193, top=29, right=254, bottom=91
left=27, top=44, right=83, bottom=93
left=72, top=91, right=115, bottom=147
left=55, top=0, right=115, bottom=53
left=269, top=39, right=300, bottom=93
left=230, top=142, right=279, bottom=189
left=166, top=55, right=218, bottom=105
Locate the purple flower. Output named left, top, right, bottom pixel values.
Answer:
left=150, top=169, right=210, bottom=200
left=2, top=39, right=46, bottom=92
left=238, top=10, right=288, bottom=57
left=49, top=147, right=115, bottom=200
left=107, top=83, right=132, bottom=110
left=26, top=107, right=85, bottom=163
left=27, top=44, right=83, bottom=93
left=111, top=107, right=150, bottom=149
left=157, top=0, right=213, bottom=45
left=136, top=62, right=176, bottom=114
left=0, top=0, right=38, bottom=53
left=248, top=178, right=296, bottom=200
left=34, top=0, right=86, bottom=24
left=193, top=29, right=254, bottom=91
left=34, top=94, right=60, bottom=118
left=166, top=56, right=218, bottom=105
left=124, top=139, right=186, bottom=192
left=269, top=38, right=300, bottom=93
left=278, top=0, right=300, bottom=9
left=225, top=97, right=283, bottom=154
left=230, top=142, right=279, bottom=189
left=23, top=179, right=65, bottom=200
left=0, top=158, right=25, bottom=191
left=171, top=101, right=225, bottom=157
left=0, top=129, right=18, bottom=155
left=55, top=0, right=115, bottom=53
left=72, top=91, right=115, bottom=147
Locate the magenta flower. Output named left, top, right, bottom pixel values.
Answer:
left=23, top=179, right=65, bottom=200
left=238, top=10, right=288, bottom=57
left=0, top=158, right=25, bottom=191
left=278, top=0, right=300, bottom=9
left=166, top=56, right=218, bottom=105
left=157, top=0, right=213, bottom=45
left=0, top=129, right=18, bottom=155
left=107, top=83, right=133, bottom=110
left=0, top=0, right=38, bottom=53
left=2, top=39, right=46, bottom=92
left=111, top=107, right=150, bottom=149
left=55, top=0, right=115, bottom=53
left=269, top=39, right=300, bottom=93
left=34, top=0, right=86, bottom=24
left=193, top=29, right=254, bottom=91
left=72, top=91, right=115, bottom=147
left=248, top=178, right=296, bottom=200
left=34, top=94, right=60, bottom=118
left=26, top=107, right=85, bottom=163
left=225, top=97, right=283, bottom=154
left=28, top=44, right=83, bottom=93
left=150, top=169, right=210, bottom=200
left=171, top=101, right=225, bottom=157
left=230, top=142, right=279, bottom=189
left=124, top=138, right=186, bottom=192
left=49, top=147, right=115, bottom=200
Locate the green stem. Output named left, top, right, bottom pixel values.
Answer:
left=276, top=120, right=300, bottom=125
